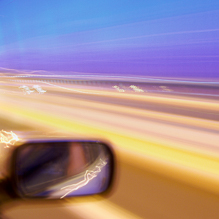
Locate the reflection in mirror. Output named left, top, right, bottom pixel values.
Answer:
left=13, top=141, right=114, bottom=199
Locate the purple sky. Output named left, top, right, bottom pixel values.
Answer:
left=0, top=0, right=219, bottom=79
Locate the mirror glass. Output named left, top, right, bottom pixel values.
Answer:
left=13, top=141, right=114, bottom=199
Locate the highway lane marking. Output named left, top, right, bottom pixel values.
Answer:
left=0, top=99, right=219, bottom=195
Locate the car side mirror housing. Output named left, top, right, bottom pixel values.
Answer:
left=10, top=140, right=114, bottom=199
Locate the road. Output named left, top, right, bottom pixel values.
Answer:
left=0, top=80, right=219, bottom=219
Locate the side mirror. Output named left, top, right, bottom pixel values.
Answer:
left=10, top=140, right=114, bottom=199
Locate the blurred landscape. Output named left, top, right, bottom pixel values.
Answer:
left=0, top=71, right=219, bottom=218
left=0, top=0, right=219, bottom=218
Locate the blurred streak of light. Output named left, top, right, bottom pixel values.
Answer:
left=39, top=92, right=219, bottom=131
left=1, top=96, right=218, bottom=172
left=10, top=28, right=219, bottom=50
left=37, top=80, right=101, bottom=95
left=7, top=76, right=219, bottom=98
left=19, top=85, right=46, bottom=95
left=6, top=75, right=211, bottom=85
left=19, top=85, right=34, bottom=95
left=0, top=130, right=19, bottom=148
left=60, top=159, right=107, bottom=198
left=130, top=85, right=144, bottom=92
left=32, top=85, right=46, bottom=94
left=159, top=86, right=172, bottom=92
left=113, top=86, right=125, bottom=92
left=1, top=83, right=218, bottom=131
left=0, top=95, right=219, bottom=195
left=8, top=76, right=219, bottom=97
left=6, top=74, right=219, bottom=85
left=0, top=67, right=24, bottom=73
left=42, top=84, right=219, bottom=112
left=1, top=68, right=218, bottom=85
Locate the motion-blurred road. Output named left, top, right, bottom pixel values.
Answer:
left=0, top=79, right=219, bottom=219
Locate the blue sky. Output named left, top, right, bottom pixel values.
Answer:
left=0, top=0, right=219, bottom=78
